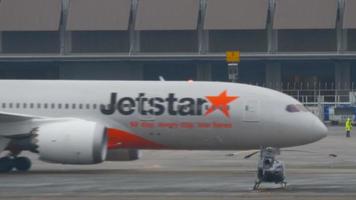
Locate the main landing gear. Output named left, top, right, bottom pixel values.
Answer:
left=0, top=155, right=32, bottom=173
left=253, top=147, right=287, bottom=190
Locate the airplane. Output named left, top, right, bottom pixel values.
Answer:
left=0, top=80, right=327, bottom=184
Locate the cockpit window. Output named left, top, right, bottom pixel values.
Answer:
left=295, top=104, right=309, bottom=112
left=286, top=104, right=309, bottom=113
left=286, top=104, right=299, bottom=112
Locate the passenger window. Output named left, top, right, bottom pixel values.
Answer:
left=86, top=104, right=90, bottom=109
left=23, top=103, right=27, bottom=109
left=65, top=104, right=69, bottom=109
left=93, top=104, right=97, bottom=109
left=44, top=103, right=48, bottom=109
left=79, top=104, right=83, bottom=109
left=72, top=104, right=76, bottom=109
left=51, top=103, right=55, bottom=109
left=16, top=103, right=20, bottom=108
left=58, top=104, right=62, bottom=109
left=2, top=103, right=6, bottom=108
left=30, top=103, right=34, bottom=109
left=37, top=103, right=41, bottom=109
left=9, top=103, right=13, bottom=108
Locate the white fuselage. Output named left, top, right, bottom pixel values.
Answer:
left=0, top=80, right=327, bottom=150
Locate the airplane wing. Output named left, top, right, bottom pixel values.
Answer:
left=0, top=111, right=105, bottom=137
left=0, top=110, right=110, bottom=170
left=0, top=111, right=47, bottom=137
left=0, top=112, right=47, bottom=152
left=0, top=111, right=42, bottom=122
left=0, top=111, right=116, bottom=138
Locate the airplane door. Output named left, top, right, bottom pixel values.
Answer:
left=243, top=99, right=260, bottom=122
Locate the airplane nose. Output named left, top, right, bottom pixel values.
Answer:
left=310, top=117, right=328, bottom=141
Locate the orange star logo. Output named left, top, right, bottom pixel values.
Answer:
left=205, top=90, right=239, bottom=118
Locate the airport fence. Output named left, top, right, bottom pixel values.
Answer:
left=250, top=82, right=356, bottom=122
left=248, top=82, right=353, bottom=106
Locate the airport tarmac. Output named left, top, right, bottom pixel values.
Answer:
left=0, top=126, right=356, bottom=200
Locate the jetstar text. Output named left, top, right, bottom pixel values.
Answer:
left=100, top=93, right=208, bottom=116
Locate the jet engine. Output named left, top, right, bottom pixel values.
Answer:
left=106, top=149, right=139, bottom=161
left=34, top=120, right=108, bottom=164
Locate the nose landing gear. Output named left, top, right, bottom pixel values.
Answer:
left=253, top=147, right=287, bottom=190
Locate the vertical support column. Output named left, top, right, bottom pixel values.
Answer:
left=266, top=63, right=281, bottom=89
left=128, top=0, right=143, bottom=80
left=335, top=62, right=351, bottom=90
left=267, top=0, right=278, bottom=53
left=198, top=0, right=209, bottom=54
left=196, top=64, right=212, bottom=81
left=129, top=0, right=140, bottom=54
left=60, top=0, right=71, bottom=54
left=196, top=2, right=213, bottom=83
left=337, top=0, right=347, bottom=52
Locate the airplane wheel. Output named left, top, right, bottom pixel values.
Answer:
left=14, top=157, right=31, bottom=172
left=0, top=157, right=14, bottom=173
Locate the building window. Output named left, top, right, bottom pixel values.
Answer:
left=71, top=31, right=130, bottom=53
left=2, top=31, right=60, bottom=53
left=140, top=31, right=198, bottom=53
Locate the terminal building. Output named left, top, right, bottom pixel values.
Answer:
left=0, top=0, right=355, bottom=94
